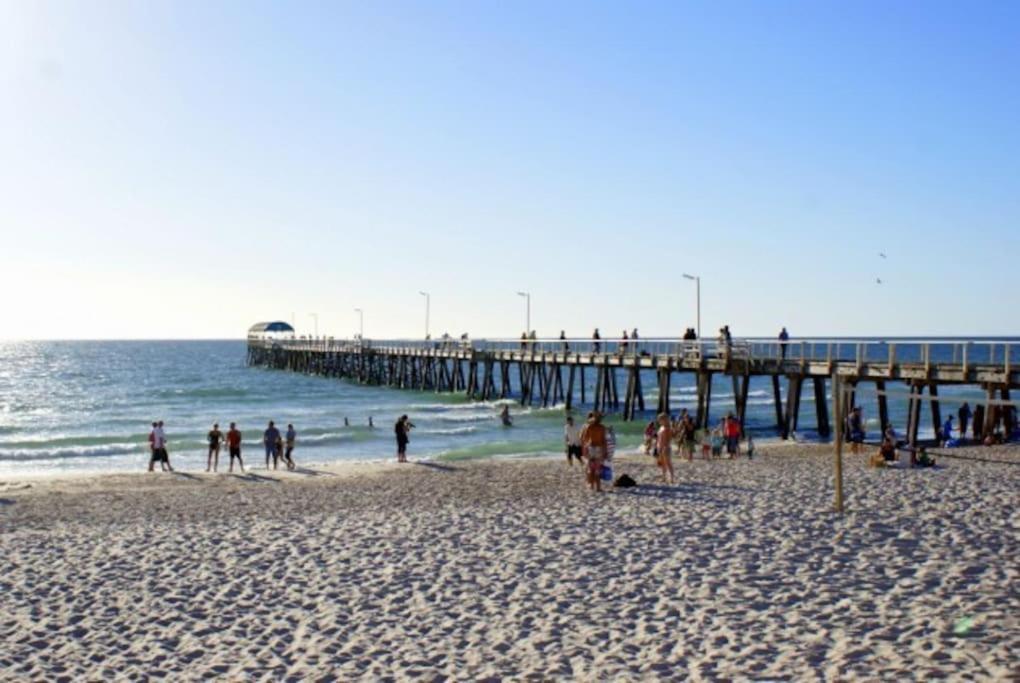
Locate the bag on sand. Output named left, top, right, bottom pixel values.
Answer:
left=614, top=473, right=636, bottom=488
left=601, top=464, right=613, bottom=482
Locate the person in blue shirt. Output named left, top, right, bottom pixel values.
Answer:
left=263, top=421, right=281, bottom=469
left=941, top=416, right=954, bottom=446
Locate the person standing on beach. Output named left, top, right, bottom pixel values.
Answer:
left=264, top=421, right=281, bottom=469
left=207, top=423, right=223, bottom=472
left=656, top=413, right=675, bottom=484
left=154, top=421, right=173, bottom=472
left=147, top=421, right=161, bottom=472
left=283, top=424, right=296, bottom=470
left=395, top=415, right=414, bottom=462
left=724, top=414, right=741, bottom=458
left=958, top=403, right=971, bottom=441
left=227, top=422, right=244, bottom=473
left=564, top=416, right=583, bottom=466
left=581, top=412, right=608, bottom=492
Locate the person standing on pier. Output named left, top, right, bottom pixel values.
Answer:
left=779, top=327, right=790, bottom=360
left=958, top=402, right=971, bottom=441
left=207, top=423, right=223, bottom=472
left=631, top=328, right=639, bottom=355
left=227, top=422, right=244, bottom=473
left=620, top=330, right=629, bottom=355
left=263, top=421, right=281, bottom=469
left=592, top=329, right=601, bottom=354
left=520, top=332, right=527, bottom=351
left=560, top=330, right=569, bottom=353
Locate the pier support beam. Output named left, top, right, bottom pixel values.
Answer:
left=813, top=377, right=830, bottom=438
left=772, top=375, right=785, bottom=433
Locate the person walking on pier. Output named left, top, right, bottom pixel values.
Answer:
left=631, top=328, right=640, bottom=355
left=581, top=412, right=608, bottom=492
left=592, top=329, right=601, bottom=354
left=283, top=424, right=296, bottom=470
left=207, top=423, right=223, bottom=472
left=619, top=330, right=629, bottom=355
left=395, top=415, right=414, bottom=463
left=560, top=330, right=569, bottom=353
left=564, top=416, right=583, bottom=466
left=958, top=402, right=971, bottom=441
left=263, top=420, right=281, bottom=469
left=656, top=413, right=675, bottom=484
left=227, top=422, right=244, bottom=473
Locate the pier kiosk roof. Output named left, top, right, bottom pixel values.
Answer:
left=248, top=321, right=295, bottom=338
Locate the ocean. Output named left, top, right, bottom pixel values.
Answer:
left=0, top=340, right=1006, bottom=475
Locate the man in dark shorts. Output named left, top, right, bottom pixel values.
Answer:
left=395, top=415, right=414, bottom=462
left=564, top=415, right=583, bottom=466
left=207, top=423, right=223, bottom=472
left=263, top=421, right=281, bottom=469
left=227, top=422, right=244, bottom=473
left=283, top=423, right=296, bottom=470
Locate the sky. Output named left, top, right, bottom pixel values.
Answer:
left=2, top=0, right=1018, bottom=340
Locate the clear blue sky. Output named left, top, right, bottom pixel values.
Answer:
left=2, top=1, right=1018, bottom=339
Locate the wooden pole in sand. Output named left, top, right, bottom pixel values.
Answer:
left=833, top=373, right=845, bottom=514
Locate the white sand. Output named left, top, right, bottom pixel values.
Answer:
left=1, top=444, right=1018, bottom=680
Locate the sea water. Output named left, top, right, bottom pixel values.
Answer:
left=0, top=340, right=1004, bottom=475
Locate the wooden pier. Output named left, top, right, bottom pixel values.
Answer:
left=247, top=332, right=1019, bottom=446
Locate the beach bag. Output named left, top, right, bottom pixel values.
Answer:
left=601, top=464, right=613, bottom=482
left=615, top=473, right=636, bottom=488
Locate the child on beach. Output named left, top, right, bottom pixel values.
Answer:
left=710, top=425, right=724, bottom=458
left=643, top=421, right=656, bottom=455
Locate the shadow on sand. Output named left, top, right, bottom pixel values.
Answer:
left=413, top=461, right=461, bottom=473
left=171, top=471, right=203, bottom=482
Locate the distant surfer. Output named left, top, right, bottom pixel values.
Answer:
left=500, top=405, right=513, bottom=427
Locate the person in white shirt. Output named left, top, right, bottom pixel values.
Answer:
left=564, top=416, right=583, bottom=466
left=152, top=420, right=173, bottom=472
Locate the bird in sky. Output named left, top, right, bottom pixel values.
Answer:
left=879, top=252, right=887, bottom=259
left=876, top=278, right=883, bottom=285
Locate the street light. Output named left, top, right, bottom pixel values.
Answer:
left=516, top=291, right=531, bottom=334
left=309, top=313, right=318, bottom=338
left=354, top=308, right=364, bottom=340
left=682, top=273, right=700, bottom=339
left=419, top=291, right=430, bottom=339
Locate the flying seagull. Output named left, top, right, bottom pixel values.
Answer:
left=878, top=252, right=887, bottom=259
left=876, top=278, right=883, bottom=285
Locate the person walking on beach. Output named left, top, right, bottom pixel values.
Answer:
left=207, top=423, right=223, bottom=472
left=153, top=420, right=173, bottom=472
left=958, top=402, right=971, bottom=441
left=263, top=421, right=281, bottom=469
left=227, top=422, right=244, bottom=473
left=564, top=416, right=583, bottom=466
left=395, top=414, right=414, bottom=463
left=656, top=413, right=675, bottom=484
left=282, top=424, right=296, bottom=470
left=581, top=412, right=608, bottom=492
left=147, top=421, right=164, bottom=472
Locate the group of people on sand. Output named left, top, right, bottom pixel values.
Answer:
left=563, top=412, right=618, bottom=492
left=642, top=411, right=751, bottom=484
left=146, top=421, right=297, bottom=473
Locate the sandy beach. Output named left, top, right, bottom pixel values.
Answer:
left=1, top=443, right=1018, bottom=680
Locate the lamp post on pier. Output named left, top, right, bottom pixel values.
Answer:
left=419, top=291, right=430, bottom=339
left=354, top=308, right=364, bottom=340
left=516, top=291, right=531, bottom=335
left=682, top=273, right=700, bottom=339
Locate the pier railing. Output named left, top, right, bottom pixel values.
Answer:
left=249, top=336, right=1016, bottom=373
